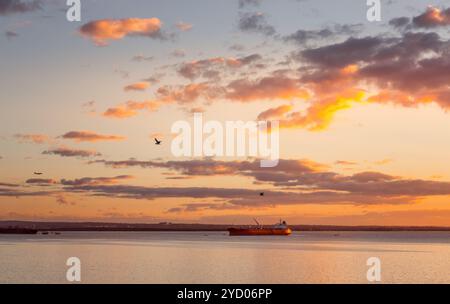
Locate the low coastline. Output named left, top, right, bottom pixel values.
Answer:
left=1, top=220, right=450, bottom=232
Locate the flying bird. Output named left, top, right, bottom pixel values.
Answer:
left=154, top=138, right=162, bottom=145
left=34, top=172, right=43, bottom=175
left=259, top=192, right=264, bottom=196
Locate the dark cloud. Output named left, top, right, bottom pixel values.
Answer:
left=5, top=30, right=19, bottom=40
left=294, top=30, right=450, bottom=117
left=55, top=194, right=75, bottom=206
left=3, top=156, right=450, bottom=208
left=171, top=49, right=186, bottom=57
left=239, top=53, right=263, bottom=65
left=63, top=184, right=264, bottom=201
left=238, top=12, right=276, bottom=36
left=284, top=24, right=363, bottom=45
left=131, top=55, right=154, bottom=62
left=388, top=7, right=450, bottom=30
left=229, top=44, right=245, bottom=51
left=167, top=202, right=243, bottom=213
left=26, top=178, right=57, bottom=185
left=114, top=69, right=129, bottom=79
left=43, top=147, right=101, bottom=158
left=238, top=0, right=262, bottom=9
left=389, top=17, right=411, bottom=29
left=300, top=36, right=384, bottom=68
left=90, top=158, right=325, bottom=176
left=225, top=76, right=308, bottom=101
left=316, top=178, right=450, bottom=197
left=285, top=28, right=333, bottom=45
left=104, top=10, right=450, bottom=127
left=90, top=158, right=450, bottom=200
left=0, top=187, right=53, bottom=197
left=61, top=183, right=414, bottom=209
left=60, top=175, right=133, bottom=186
left=143, top=73, right=164, bottom=83
left=0, top=0, right=41, bottom=16
left=82, top=100, right=95, bottom=108
left=357, top=33, right=450, bottom=108
left=0, top=182, right=19, bottom=187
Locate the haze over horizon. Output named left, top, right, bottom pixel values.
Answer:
left=1, top=0, right=450, bottom=226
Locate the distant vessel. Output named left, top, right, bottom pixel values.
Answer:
left=0, top=228, right=38, bottom=235
left=228, top=219, right=292, bottom=236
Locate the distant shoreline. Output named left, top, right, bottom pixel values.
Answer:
left=1, top=221, right=450, bottom=232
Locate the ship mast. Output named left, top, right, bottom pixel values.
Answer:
left=253, top=218, right=261, bottom=228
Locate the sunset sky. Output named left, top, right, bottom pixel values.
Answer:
left=1, top=0, right=450, bottom=226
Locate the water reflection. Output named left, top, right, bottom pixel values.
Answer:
left=0, top=231, right=449, bottom=283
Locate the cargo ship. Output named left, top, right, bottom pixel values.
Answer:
left=228, top=219, right=292, bottom=236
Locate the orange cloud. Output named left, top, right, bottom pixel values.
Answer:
left=302, top=89, right=366, bottom=131
left=126, top=100, right=160, bottom=111
left=340, top=64, right=359, bottom=75
left=264, top=30, right=450, bottom=131
left=373, top=159, right=393, bottom=165
left=335, top=160, right=358, bottom=166
left=14, top=133, right=51, bottom=144
left=413, top=6, right=450, bottom=28
left=105, top=76, right=308, bottom=120
left=79, top=18, right=163, bottom=46
left=103, top=106, right=137, bottom=119
left=61, top=131, right=126, bottom=142
left=103, top=100, right=160, bottom=119
left=103, top=29, right=448, bottom=126
left=124, top=81, right=150, bottom=92
left=259, top=89, right=367, bottom=131
left=367, top=90, right=435, bottom=107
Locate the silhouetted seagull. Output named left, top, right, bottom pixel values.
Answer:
left=154, top=138, right=162, bottom=145
left=34, top=172, right=43, bottom=175
left=260, top=192, right=264, bottom=196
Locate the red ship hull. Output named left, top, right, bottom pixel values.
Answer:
left=228, top=227, right=292, bottom=236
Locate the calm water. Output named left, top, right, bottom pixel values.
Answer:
left=0, top=231, right=449, bottom=284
